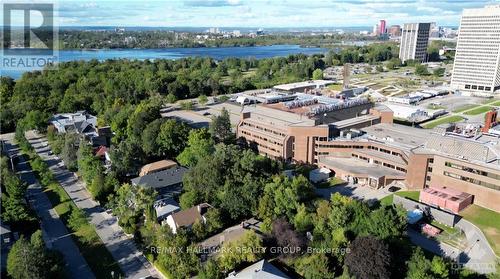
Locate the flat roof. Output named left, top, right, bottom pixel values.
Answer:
left=319, top=156, right=406, bottom=178
left=422, top=187, right=473, bottom=202
left=242, top=105, right=316, bottom=127
left=273, top=80, right=335, bottom=91
left=360, top=123, right=432, bottom=151
left=332, top=114, right=379, bottom=129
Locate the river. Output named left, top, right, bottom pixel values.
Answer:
left=2, top=45, right=327, bottom=79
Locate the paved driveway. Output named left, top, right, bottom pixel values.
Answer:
left=1, top=133, right=95, bottom=279
left=26, top=131, right=161, bottom=279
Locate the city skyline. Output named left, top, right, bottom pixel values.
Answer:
left=7, top=0, right=500, bottom=28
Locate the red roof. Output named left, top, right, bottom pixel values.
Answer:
left=95, top=146, right=108, bottom=157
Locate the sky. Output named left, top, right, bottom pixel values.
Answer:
left=5, top=0, right=500, bottom=28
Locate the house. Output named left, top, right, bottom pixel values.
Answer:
left=130, top=166, right=187, bottom=198
left=199, top=218, right=262, bottom=258
left=226, top=259, right=291, bottom=279
left=139, top=159, right=178, bottom=177
left=49, top=111, right=97, bottom=133
left=165, top=203, right=212, bottom=234
left=49, top=111, right=112, bottom=147
left=0, top=222, right=12, bottom=248
left=154, top=198, right=180, bottom=222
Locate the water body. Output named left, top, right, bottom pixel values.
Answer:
left=2, top=45, right=327, bottom=79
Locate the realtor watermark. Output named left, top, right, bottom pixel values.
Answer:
left=1, top=1, right=59, bottom=72
left=151, top=245, right=350, bottom=256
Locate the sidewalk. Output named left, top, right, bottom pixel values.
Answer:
left=1, top=133, right=95, bottom=279
left=26, top=131, right=161, bottom=279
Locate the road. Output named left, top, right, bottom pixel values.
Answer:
left=25, top=131, right=161, bottom=279
left=0, top=133, right=95, bottom=279
left=407, top=228, right=461, bottom=260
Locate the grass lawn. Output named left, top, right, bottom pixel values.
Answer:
left=378, top=190, right=420, bottom=206
left=461, top=205, right=500, bottom=256
left=452, top=104, right=479, bottom=113
left=327, top=83, right=343, bottom=91
left=422, top=115, right=465, bottom=129
left=463, top=106, right=493, bottom=116
left=488, top=100, right=500, bottom=106
left=379, top=194, right=394, bottom=207
left=395, top=190, right=420, bottom=201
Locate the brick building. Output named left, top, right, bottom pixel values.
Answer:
left=237, top=102, right=500, bottom=212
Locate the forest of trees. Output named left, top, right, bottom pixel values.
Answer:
left=55, top=30, right=377, bottom=49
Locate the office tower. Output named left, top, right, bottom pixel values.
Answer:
left=451, top=5, right=500, bottom=95
left=379, top=20, right=386, bottom=34
left=372, top=24, right=379, bottom=36
left=399, top=23, right=430, bottom=63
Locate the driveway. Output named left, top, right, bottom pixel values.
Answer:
left=26, top=131, right=162, bottom=279
left=1, top=133, right=95, bottom=279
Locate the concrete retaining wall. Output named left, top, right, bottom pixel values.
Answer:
left=393, top=195, right=460, bottom=226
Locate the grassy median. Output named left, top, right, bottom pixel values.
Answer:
left=422, top=115, right=465, bottom=129
left=463, top=106, right=493, bottom=116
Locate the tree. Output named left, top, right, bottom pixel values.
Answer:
left=110, top=137, right=144, bottom=177
left=126, top=100, right=161, bottom=140
left=415, top=64, right=429, bottom=76
left=198, top=259, right=222, bottom=279
left=433, top=68, right=445, bottom=77
left=295, top=253, right=335, bottom=279
left=157, top=119, right=190, bottom=158
left=205, top=208, right=223, bottom=233
left=406, top=247, right=449, bottom=279
left=7, top=230, right=64, bottom=279
left=61, top=132, right=79, bottom=171
left=198, top=94, right=208, bottom=106
left=165, top=93, right=177, bottom=104
left=109, top=183, right=157, bottom=233
left=180, top=100, right=194, bottom=110
left=271, top=218, right=307, bottom=258
left=1, top=157, right=35, bottom=225
left=141, top=118, right=163, bottom=158
left=345, top=236, right=391, bottom=279
left=386, top=58, right=401, bottom=70
left=312, top=69, right=323, bottom=80
left=218, top=230, right=264, bottom=271
left=260, top=175, right=315, bottom=221
left=176, top=128, right=214, bottom=167
left=366, top=205, right=407, bottom=240
left=19, top=110, right=49, bottom=132
left=209, top=107, right=232, bottom=143
left=293, top=203, right=313, bottom=232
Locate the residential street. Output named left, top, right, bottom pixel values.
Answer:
left=0, top=133, right=95, bottom=279
left=25, top=131, right=161, bottom=279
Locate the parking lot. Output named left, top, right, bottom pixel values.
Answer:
left=161, top=102, right=243, bottom=129
left=316, top=182, right=395, bottom=205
